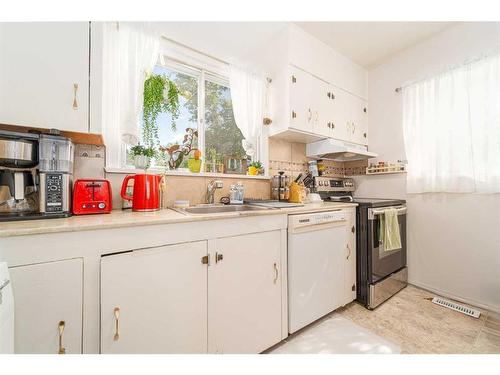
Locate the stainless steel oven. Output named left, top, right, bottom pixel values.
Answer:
left=354, top=198, right=408, bottom=309
left=368, top=205, right=407, bottom=282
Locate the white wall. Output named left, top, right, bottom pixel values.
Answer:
left=153, top=22, right=288, bottom=74
left=356, top=22, right=500, bottom=312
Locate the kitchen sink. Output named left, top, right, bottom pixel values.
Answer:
left=176, top=204, right=272, bottom=215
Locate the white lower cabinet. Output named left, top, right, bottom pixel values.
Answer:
left=100, top=241, right=208, bottom=354
left=100, top=231, right=284, bottom=354
left=208, top=231, right=282, bottom=354
left=9, top=258, right=83, bottom=354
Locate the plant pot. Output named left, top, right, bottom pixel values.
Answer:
left=134, top=155, right=150, bottom=169
left=248, top=166, right=259, bottom=175
left=188, top=158, right=202, bottom=173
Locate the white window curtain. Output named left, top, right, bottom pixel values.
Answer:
left=102, top=22, right=160, bottom=168
left=402, top=52, right=500, bottom=193
left=229, top=65, right=266, bottom=158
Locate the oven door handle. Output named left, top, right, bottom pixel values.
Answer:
left=368, top=206, right=406, bottom=220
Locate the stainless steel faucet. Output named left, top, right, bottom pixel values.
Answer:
left=206, top=179, right=223, bottom=204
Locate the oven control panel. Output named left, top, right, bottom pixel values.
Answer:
left=314, top=177, right=355, bottom=192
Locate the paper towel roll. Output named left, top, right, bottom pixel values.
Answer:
left=0, top=262, right=14, bottom=354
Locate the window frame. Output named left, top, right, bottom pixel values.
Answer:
left=148, top=52, right=257, bottom=173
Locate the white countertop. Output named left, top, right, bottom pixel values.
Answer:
left=0, top=202, right=357, bottom=238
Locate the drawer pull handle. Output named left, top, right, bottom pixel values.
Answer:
left=72, top=83, right=79, bottom=110
left=216, top=252, right=224, bottom=263
left=273, top=262, right=279, bottom=284
left=347, top=244, right=351, bottom=260
left=113, top=307, right=120, bottom=341
left=58, top=321, right=66, bottom=354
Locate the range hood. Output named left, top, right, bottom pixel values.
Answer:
left=306, top=138, right=377, bottom=162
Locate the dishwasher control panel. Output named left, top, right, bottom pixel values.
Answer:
left=289, top=210, right=346, bottom=229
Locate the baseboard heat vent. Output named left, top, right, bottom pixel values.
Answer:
left=431, top=297, right=481, bottom=318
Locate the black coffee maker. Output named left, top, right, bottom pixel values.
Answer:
left=0, top=129, right=73, bottom=221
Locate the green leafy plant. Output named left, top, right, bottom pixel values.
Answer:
left=249, top=161, right=263, bottom=170
left=143, top=74, right=180, bottom=148
left=130, top=145, right=155, bottom=158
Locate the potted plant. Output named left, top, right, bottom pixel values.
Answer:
left=188, top=149, right=202, bottom=173
left=130, top=145, right=155, bottom=169
left=159, top=128, right=198, bottom=170
left=248, top=161, right=263, bottom=176
left=143, top=74, right=180, bottom=148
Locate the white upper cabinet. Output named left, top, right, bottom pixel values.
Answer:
left=269, top=25, right=369, bottom=145
left=336, top=87, right=369, bottom=146
left=289, top=66, right=315, bottom=134
left=287, top=25, right=368, bottom=100
left=0, top=22, right=90, bottom=132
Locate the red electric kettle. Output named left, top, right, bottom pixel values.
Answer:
left=120, top=174, right=161, bottom=212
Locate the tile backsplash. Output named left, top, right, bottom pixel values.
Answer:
left=268, top=138, right=367, bottom=179
left=72, top=139, right=367, bottom=210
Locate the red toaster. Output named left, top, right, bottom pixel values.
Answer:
left=72, top=179, right=112, bottom=215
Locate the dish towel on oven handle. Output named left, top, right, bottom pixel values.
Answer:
left=0, top=262, right=15, bottom=354
left=379, top=208, right=402, bottom=252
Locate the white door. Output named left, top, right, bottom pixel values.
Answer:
left=344, top=211, right=357, bottom=305
left=0, top=22, right=89, bottom=132
left=288, top=223, right=346, bottom=333
left=9, top=258, right=83, bottom=354
left=208, top=231, right=282, bottom=354
left=289, top=66, right=314, bottom=133
left=100, top=241, right=208, bottom=354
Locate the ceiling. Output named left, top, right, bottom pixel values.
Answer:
left=294, top=22, right=457, bottom=68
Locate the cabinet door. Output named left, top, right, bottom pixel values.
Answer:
left=344, top=211, right=357, bottom=305
left=314, top=79, right=334, bottom=138
left=209, top=231, right=282, bottom=354
left=0, top=22, right=89, bottom=132
left=9, top=258, right=83, bottom=354
left=350, top=96, right=368, bottom=145
left=100, top=241, right=208, bottom=354
left=330, top=87, right=351, bottom=142
left=289, top=66, right=314, bottom=133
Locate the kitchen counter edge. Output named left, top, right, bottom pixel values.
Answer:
left=0, top=202, right=357, bottom=238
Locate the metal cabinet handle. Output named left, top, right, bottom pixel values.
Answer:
left=113, top=307, right=120, bottom=341
left=307, top=108, right=312, bottom=122
left=72, top=83, right=79, bottom=110
left=216, top=252, right=223, bottom=263
left=291, top=110, right=297, bottom=119
left=346, top=244, right=351, bottom=260
left=352, top=123, right=356, bottom=134
left=58, top=321, right=66, bottom=354
left=273, top=262, right=279, bottom=284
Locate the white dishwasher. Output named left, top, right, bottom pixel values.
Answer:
left=288, top=210, right=348, bottom=334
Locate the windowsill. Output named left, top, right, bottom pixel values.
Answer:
left=104, top=167, right=270, bottom=180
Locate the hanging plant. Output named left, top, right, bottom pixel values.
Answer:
left=143, top=74, right=180, bottom=148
